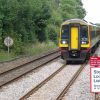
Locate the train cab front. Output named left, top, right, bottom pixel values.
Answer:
left=59, top=22, right=90, bottom=62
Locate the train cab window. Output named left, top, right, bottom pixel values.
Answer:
left=80, top=25, right=88, bottom=44
left=61, top=25, right=69, bottom=39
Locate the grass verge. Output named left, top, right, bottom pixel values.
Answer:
left=0, top=42, right=57, bottom=62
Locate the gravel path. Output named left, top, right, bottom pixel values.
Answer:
left=95, top=45, right=100, bottom=56
left=27, top=65, right=80, bottom=100
left=0, top=59, right=63, bottom=100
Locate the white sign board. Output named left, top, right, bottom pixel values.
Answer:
left=4, top=37, right=13, bottom=47
left=91, top=68, right=100, bottom=92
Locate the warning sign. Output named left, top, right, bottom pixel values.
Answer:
left=90, top=57, right=100, bottom=66
left=90, top=57, right=100, bottom=93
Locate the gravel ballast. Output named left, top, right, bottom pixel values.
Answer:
left=0, top=59, right=63, bottom=100
left=62, top=64, right=95, bottom=100
left=27, top=65, right=80, bottom=100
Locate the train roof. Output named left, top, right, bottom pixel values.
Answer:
left=62, top=19, right=94, bottom=26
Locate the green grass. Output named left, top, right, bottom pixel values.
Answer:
left=0, top=42, right=57, bottom=62
left=0, top=51, right=16, bottom=62
left=24, top=42, right=57, bottom=56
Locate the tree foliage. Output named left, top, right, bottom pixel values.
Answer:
left=0, top=0, right=86, bottom=54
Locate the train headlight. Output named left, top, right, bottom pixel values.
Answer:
left=61, top=40, right=67, bottom=44
left=81, top=41, right=87, bottom=44
left=81, top=38, right=88, bottom=44
left=62, top=41, right=66, bottom=44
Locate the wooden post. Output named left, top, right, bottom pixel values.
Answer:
left=95, top=93, right=99, bottom=100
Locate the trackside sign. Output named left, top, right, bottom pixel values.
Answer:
left=90, top=57, right=100, bottom=93
left=90, top=57, right=100, bottom=66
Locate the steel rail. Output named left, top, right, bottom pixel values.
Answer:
left=20, top=64, right=66, bottom=100
left=0, top=49, right=59, bottom=75
left=0, top=50, right=60, bottom=87
left=56, top=61, right=88, bottom=100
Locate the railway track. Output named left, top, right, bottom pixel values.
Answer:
left=56, top=61, right=88, bottom=100
left=1, top=47, right=99, bottom=99
left=19, top=63, right=87, bottom=100
left=20, top=64, right=66, bottom=100
left=0, top=49, right=59, bottom=74
left=0, top=49, right=60, bottom=87
left=57, top=47, right=100, bottom=100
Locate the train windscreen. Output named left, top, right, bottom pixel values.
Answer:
left=61, top=25, right=69, bottom=39
left=80, top=25, right=88, bottom=44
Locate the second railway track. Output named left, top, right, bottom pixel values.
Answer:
left=0, top=49, right=60, bottom=87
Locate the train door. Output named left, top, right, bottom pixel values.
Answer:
left=70, top=27, right=79, bottom=49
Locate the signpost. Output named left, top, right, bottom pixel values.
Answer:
left=90, top=57, right=100, bottom=100
left=4, top=36, right=13, bottom=57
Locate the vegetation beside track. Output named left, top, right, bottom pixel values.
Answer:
left=0, top=42, right=57, bottom=62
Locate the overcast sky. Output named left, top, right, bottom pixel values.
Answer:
left=82, top=0, right=100, bottom=23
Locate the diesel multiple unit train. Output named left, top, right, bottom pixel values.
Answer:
left=59, top=19, right=100, bottom=62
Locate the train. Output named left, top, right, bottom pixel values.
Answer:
left=59, top=19, right=100, bottom=63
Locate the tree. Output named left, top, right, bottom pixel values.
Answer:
left=75, top=0, right=86, bottom=18
left=0, top=0, right=86, bottom=54
left=60, top=0, right=86, bottom=20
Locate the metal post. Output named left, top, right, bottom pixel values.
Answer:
left=8, top=46, right=9, bottom=59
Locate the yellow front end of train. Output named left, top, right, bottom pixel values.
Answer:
left=59, top=19, right=100, bottom=62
